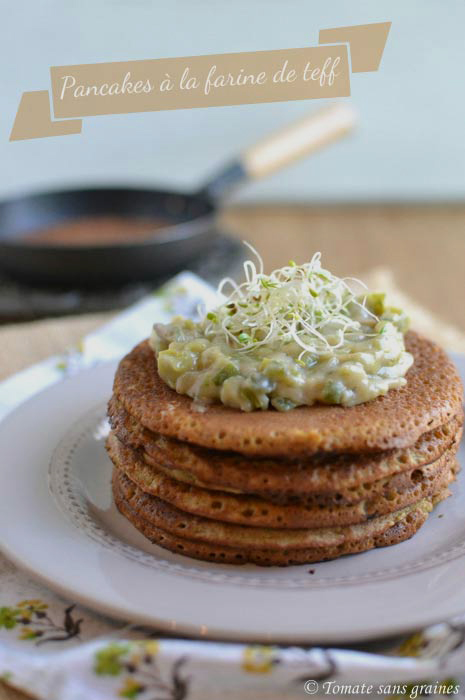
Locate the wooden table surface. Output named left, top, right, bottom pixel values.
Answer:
left=223, top=204, right=465, bottom=332
left=1, top=204, right=464, bottom=700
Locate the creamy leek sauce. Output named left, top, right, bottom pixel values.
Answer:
left=150, top=253, right=413, bottom=412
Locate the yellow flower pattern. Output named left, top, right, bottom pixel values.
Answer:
left=242, top=645, right=279, bottom=673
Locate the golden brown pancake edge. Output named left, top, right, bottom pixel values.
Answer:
left=107, top=430, right=457, bottom=528
left=108, top=395, right=463, bottom=498
left=112, top=470, right=446, bottom=566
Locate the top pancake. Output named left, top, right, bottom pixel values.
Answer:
left=113, top=331, right=463, bottom=457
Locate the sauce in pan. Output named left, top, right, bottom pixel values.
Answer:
left=20, top=216, right=171, bottom=246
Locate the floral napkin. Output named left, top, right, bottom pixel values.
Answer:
left=1, top=271, right=465, bottom=700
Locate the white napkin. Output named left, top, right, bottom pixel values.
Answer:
left=0, top=271, right=465, bottom=700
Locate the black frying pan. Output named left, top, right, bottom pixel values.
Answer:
left=0, top=104, right=355, bottom=287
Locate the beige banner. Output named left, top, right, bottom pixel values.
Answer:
left=10, top=21, right=390, bottom=141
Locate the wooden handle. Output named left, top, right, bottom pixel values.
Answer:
left=242, top=103, right=357, bottom=180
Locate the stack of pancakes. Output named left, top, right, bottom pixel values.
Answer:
left=107, top=331, right=463, bottom=566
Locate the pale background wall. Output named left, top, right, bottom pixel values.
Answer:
left=0, top=0, right=464, bottom=203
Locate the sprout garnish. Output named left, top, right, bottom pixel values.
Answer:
left=202, top=243, right=378, bottom=362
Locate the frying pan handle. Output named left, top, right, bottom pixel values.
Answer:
left=201, top=103, right=357, bottom=201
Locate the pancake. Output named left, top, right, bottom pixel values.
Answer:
left=108, top=396, right=463, bottom=500
left=112, top=469, right=455, bottom=552
left=112, top=332, right=463, bottom=457
left=112, top=470, right=452, bottom=566
left=107, top=431, right=457, bottom=528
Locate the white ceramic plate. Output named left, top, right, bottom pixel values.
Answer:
left=0, top=357, right=464, bottom=644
